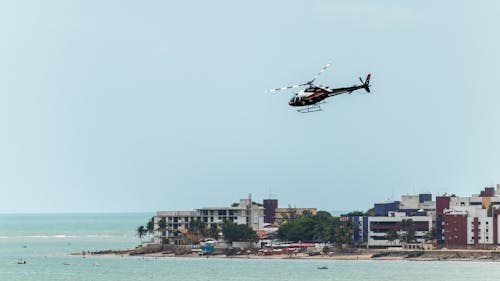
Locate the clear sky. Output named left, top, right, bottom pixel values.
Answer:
left=1, top=1, right=499, bottom=213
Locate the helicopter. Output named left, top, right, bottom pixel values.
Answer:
left=266, top=62, right=371, bottom=113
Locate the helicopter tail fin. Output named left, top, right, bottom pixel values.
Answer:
left=363, top=73, right=371, bottom=93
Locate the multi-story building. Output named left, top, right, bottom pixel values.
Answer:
left=440, top=185, right=500, bottom=248
left=350, top=215, right=369, bottom=244
left=274, top=207, right=317, bottom=224
left=367, top=211, right=432, bottom=246
left=153, top=198, right=265, bottom=245
left=261, top=198, right=317, bottom=225
left=374, top=201, right=400, bottom=216
left=342, top=193, right=436, bottom=246
left=263, top=199, right=278, bottom=224
left=442, top=209, right=467, bottom=246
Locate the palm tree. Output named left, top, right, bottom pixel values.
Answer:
left=156, top=217, right=168, bottom=244
left=399, top=219, right=414, bottom=245
left=188, top=219, right=207, bottom=235
left=136, top=225, right=147, bottom=243
left=146, top=217, right=155, bottom=235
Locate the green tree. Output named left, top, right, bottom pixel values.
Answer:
left=423, top=227, right=436, bottom=241
left=221, top=221, right=259, bottom=242
left=136, top=225, right=147, bottom=242
left=335, top=219, right=353, bottom=244
left=399, top=219, right=415, bottom=244
left=281, top=205, right=298, bottom=223
left=278, top=211, right=349, bottom=243
left=365, top=208, right=374, bottom=216
left=208, top=223, right=219, bottom=239
left=386, top=229, right=399, bottom=245
left=146, top=217, right=155, bottom=235
left=156, top=217, right=168, bottom=244
left=346, top=210, right=365, bottom=216
left=188, top=219, right=207, bottom=235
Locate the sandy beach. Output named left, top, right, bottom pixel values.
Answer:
left=81, top=248, right=500, bottom=262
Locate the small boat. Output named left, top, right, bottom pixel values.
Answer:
left=17, top=260, right=27, bottom=264
left=317, top=266, right=328, bottom=270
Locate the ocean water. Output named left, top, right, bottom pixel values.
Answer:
left=1, top=213, right=500, bottom=281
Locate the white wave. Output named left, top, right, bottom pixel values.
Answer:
left=54, top=234, right=76, bottom=238
left=0, top=236, right=8, bottom=239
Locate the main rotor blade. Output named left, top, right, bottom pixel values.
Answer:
left=266, top=83, right=306, bottom=93
left=309, top=61, right=332, bottom=84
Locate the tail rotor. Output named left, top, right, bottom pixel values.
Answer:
left=362, top=73, right=371, bottom=93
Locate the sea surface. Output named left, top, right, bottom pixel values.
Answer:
left=1, top=213, right=500, bottom=281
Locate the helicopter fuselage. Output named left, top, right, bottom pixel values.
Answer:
left=288, top=88, right=329, bottom=106
left=288, top=83, right=368, bottom=107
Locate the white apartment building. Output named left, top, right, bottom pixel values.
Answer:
left=444, top=206, right=495, bottom=245
left=153, top=198, right=265, bottom=245
left=368, top=211, right=433, bottom=247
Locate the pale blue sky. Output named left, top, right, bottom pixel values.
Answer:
left=1, top=1, right=499, bottom=213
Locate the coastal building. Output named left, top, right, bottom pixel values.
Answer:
left=261, top=198, right=317, bottom=225
left=436, top=196, right=451, bottom=242
left=442, top=210, right=468, bottom=247
left=367, top=211, right=433, bottom=247
left=342, top=193, right=436, bottom=246
left=274, top=207, right=317, bottom=224
left=439, top=185, right=500, bottom=249
left=263, top=199, right=278, bottom=224
left=153, top=197, right=265, bottom=245
left=350, top=215, right=369, bottom=244
left=374, top=201, right=400, bottom=216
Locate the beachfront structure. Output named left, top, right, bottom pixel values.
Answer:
left=263, top=199, right=278, bottom=224
left=367, top=211, right=433, bottom=247
left=341, top=193, right=436, bottom=245
left=350, top=215, right=369, bottom=244
left=153, top=198, right=265, bottom=245
left=274, top=207, right=318, bottom=224
left=439, top=186, right=500, bottom=248
left=374, top=201, right=400, bottom=216
left=261, top=198, right=317, bottom=225
left=442, top=207, right=499, bottom=247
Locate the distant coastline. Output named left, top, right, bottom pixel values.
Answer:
left=75, top=248, right=500, bottom=262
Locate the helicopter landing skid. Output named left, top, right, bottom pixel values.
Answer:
left=297, top=102, right=326, bottom=113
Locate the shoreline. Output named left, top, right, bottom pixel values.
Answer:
left=72, top=248, right=500, bottom=262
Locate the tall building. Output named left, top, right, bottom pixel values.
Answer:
left=367, top=211, right=432, bottom=247
left=153, top=198, right=265, bottom=245
left=374, top=201, right=400, bottom=216
left=439, top=186, right=500, bottom=248
left=442, top=210, right=467, bottom=247
left=436, top=196, right=451, bottom=242
left=263, top=199, right=278, bottom=224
